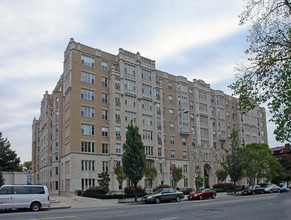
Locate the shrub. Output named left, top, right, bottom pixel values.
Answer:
left=182, top=188, right=193, bottom=195
left=152, top=184, right=171, bottom=192
left=212, top=183, right=237, bottom=192
left=82, top=185, right=109, bottom=198
left=124, top=185, right=146, bottom=196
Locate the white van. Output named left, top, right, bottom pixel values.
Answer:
left=0, top=185, right=50, bottom=211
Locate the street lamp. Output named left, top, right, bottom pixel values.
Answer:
left=169, top=109, right=188, bottom=187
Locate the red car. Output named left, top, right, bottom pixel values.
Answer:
left=188, top=189, right=217, bottom=200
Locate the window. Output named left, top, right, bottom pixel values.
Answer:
left=200, top=128, right=209, bottom=138
left=171, top=150, right=175, bottom=159
left=142, top=84, right=152, bottom=95
left=168, top=81, right=173, bottom=90
left=102, top=143, right=109, bottom=154
left=115, top=79, right=120, bottom=90
left=81, top=106, right=95, bottom=118
left=145, top=179, right=153, bottom=189
left=115, top=110, right=121, bottom=123
left=55, top=97, right=59, bottom=106
left=124, top=79, right=136, bottom=91
left=156, top=89, right=160, bottom=100
left=81, top=178, right=95, bottom=191
left=81, top=160, right=95, bottom=171
left=182, top=138, right=186, bottom=146
left=191, top=114, right=195, bottom=122
left=115, top=127, right=121, bottom=139
left=158, top=148, right=162, bottom=157
left=142, top=100, right=152, bottom=110
left=169, top=122, right=174, bottom=131
left=157, top=132, right=162, bottom=145
left=189, top=88, right=193, bottom=96
left=115, top=93, right=121, bottom=106
left=200, top=115, right=208, bottom=125
left=168, top=95, right=173, bottom=104
left=81, top=71, right=95, bottom=84
left=124, top=63, right=135, bottom=75
left=199, top=103, right=208, bottom=112
left=81, top=55, right=94, bottom=67
left=157, top=117, right=161, bottom=130
left=199, top=91, right=207, bottom=101
left=125, top=111, right=136, bottom=122
left=191, top=126, right=195, bottom=134
left=184, top=179, right=188, bottom=188
left=156, top=103, right=161, bottom=114
left=143, top=130, right=153, bottom=140
left=142, top=114, right=153, bottom=125
left=192, top=139, right=196, bottom=147
left=124, top=95, right=136, bottom=107
left=183, top=152, right=187, bottom=160
left=227, top=111, right=230, bottom=118
left=55, top=167, right=59, bottom=175
left=213, top=130, right=216, bottom=138
left=102, top=127, right=108, bottom=137
left=81, top=124, right=95, bottom=135
left=142, top=69, right=151, bottom=81
left=81, top=141, right=95, bottom=153
left=55, top=138, right=59, bottom=147
left=190, top=101, right=194, bottom=109
left=116, top=144, right=121, bottom=154
left=101, top=77, right=108, bottom=87
left=101, top=61, right=108, bottom=71
left=145, top=146, right=154, bottom=156
left=101, top=93, right=108, bottom=104
left=102, top=161, right=109, bottom=172
left=170, top=136, right=175, bottom=145
left=169, top=108, right=174, bottom=117
left=81, top=88, right=95, bottom=101
left=102, top=110, right=108, bottom=120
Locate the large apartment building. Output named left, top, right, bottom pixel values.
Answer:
left=32, top=38, right=268, bottom=194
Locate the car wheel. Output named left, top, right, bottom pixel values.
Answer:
left=261, top=191, right=264, bottom=194
left=199, top=195, right=203, bottom=200
left=252, top=191, right=255, bottom=195
left=212, top=194, right=216, bottom=199
left=243, top=191, right=247, bottom=195
left=30, top=202, right=41, bottom=211
left=270, top=190, right=273, bottom=193
left=154, top=197, right=161, bottom=204
left=176, top=196, right=181, bottom=202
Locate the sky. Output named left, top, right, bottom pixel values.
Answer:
left=0, top=0, right=286, bottom=163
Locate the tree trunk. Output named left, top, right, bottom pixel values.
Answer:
left=134, top=183, right=137, bottom=202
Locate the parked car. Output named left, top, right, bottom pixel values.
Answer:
left=242, top=185, right=264, bottom=195
left=280, top=185, right=290, bottom=192
left=188, top=189, right=216, bottom=200
left=142, top=188, right=184, bottom=204
left=264, top=184, right=280, bottom=193
left=0, top=185, right=50, bottom=211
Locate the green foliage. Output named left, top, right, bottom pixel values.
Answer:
left=242, top=143, right=283, bottom=184
left=216, top=169, right=228, bottom=183
left=195, top=166, right=204, bottom=190
left=123, top=185, right=146, bottom=197
left=0, top=171, right=4, bottom=187
left=97, top=172, right=110, bottom=188
left=23, top=161, right=32, bottom=171
left=145, top=166, right=157, bottom=180
left=0, top=132, right=22, bottom=171
left=221, top=130, right=245, bottom=190
left=212, top=183, right=237, bottom=192
left=83, top=186, right=109, bottom=197
left=122, top=122, right=146, bottom=201
left=172, top=166, right=184, bottom=184
left=276, top=154, right=291, bottom=183
left=113, top=166, right=127, bottom=183
left=229, top=0, right=291, bottom=142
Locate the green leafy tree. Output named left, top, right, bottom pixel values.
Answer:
left=113, top=165, right=127, bottom=190
left=23, top=161, right=32, bottom=171
left=195, top=166, right=204, bottom=191
left=122, top=122, right=146, bottom=202
left=145, top=166, right=157, bottom=189
left=216, top=169, right=228, bottom=183
left=221, top=130, right=245, bottom=193
left=0, top=171, right=4, bottom=187
left=97, top=172, right=110, bottom=188
left=0, top=132, right=22, bottom=171
left=172, top=166, right=184, bottom=187
left=277, top=155, right=291, bottom=184
left=242, top=143, right=282, bottom=185
left=229, top=0, right=291, bottom=142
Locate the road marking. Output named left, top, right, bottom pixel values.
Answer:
left=25, top=216, right=76, bottom=220
left=159, top=217, right=178, bottom=220
left=192, top=195, right=277, bottom=207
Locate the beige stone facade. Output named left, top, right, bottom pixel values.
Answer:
left=32, top=38, right=268, bottom=194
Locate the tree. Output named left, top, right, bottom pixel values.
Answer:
left=172, top=166, right=184, bottom=187
left=0, top=171, right=4, bottom=187
left=23, top=161, right=32, bottom=171
left=145, top=166, right=157, bottom=189
left=195, top=166, right=204, bottom=191
left=216, top=169, right=228, bottom=183
left=122, top=122, right=146, bottom=202
left=97, top=172, right=110, bottom=188
left=229, top=0, right=291, bottom=142
left=242, top=143, right=282, bottom=185
left=113, top=165, right=127, bottom=190
left=221, top=130, right=245, bottom=193
left=0, top=132, right=22, bottom=171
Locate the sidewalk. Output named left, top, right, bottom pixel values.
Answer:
left=49, top=192, right=231, bottom=209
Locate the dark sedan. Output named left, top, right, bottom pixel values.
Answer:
left=188, top=189, right=216, bottom=200
left=142, top=188, right=184, bottom=204
left=243, top=185, right=264, bottom=195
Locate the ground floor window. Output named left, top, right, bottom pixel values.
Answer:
left=145, top=179, right=153, bottom=189
left=81, top=178, right=95, bottom=191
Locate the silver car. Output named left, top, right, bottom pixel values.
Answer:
left=264, top=184, right=280, bottom=193
left=142, top=188, right=184, bottom=204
